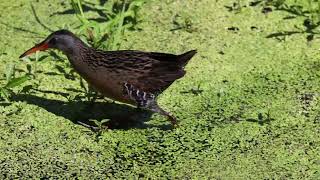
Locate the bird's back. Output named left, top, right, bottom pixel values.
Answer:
left=77, top=49, right=197, bottom=104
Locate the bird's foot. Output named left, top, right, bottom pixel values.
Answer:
left=166, top=113, right=179, bottom=128
left=123, top=82, right=179, bottom=128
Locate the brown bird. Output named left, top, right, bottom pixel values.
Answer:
left=20, top=30, right=197, bottom=127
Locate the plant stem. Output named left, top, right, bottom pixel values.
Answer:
left=111, top=0, right=126, bottom=50
left=77, top=0, right=85, bottom=20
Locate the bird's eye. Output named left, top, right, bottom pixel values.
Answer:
left=49, top=37, right=57, bottom=44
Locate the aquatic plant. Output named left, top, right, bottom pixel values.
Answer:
left=70, top=0, right=145, bottom=50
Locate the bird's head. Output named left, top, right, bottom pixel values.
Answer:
left=19, top=29, right=82, bottom=58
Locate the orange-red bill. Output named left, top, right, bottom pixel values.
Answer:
left=19, top=42, right=49, bottom=58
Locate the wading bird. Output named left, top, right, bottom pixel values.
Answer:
left=20, top=30, right=197, bottom=127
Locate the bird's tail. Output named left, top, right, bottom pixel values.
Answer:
left=177, top=50, right=197, bottom=68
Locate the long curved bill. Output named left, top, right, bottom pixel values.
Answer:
left=19, top=41, right=49, bottom=58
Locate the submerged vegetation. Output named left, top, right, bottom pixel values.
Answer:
left=0, top=0, right=320, bottom=178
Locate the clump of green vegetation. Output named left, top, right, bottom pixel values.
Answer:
left=0, top=64, right=30, bottom=102
left=0, top=53, right=44, bottom=102
left=0, top=49, right=45, bottom=102
left=70, top=0, right=145, bottom=50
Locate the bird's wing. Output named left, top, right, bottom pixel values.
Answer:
left=95, top=50, right=190, bottom=95
left=124, top=53, right=186, bottom=94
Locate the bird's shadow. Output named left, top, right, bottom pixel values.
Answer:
left=11, top=94, right=172, bottom=131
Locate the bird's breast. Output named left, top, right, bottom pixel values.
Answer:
left=77, top=65, right=134, bottom=105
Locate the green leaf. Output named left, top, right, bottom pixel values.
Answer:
left=5, top=75, right=30, bottom=89
left=100, top=119, right=110, bottom=124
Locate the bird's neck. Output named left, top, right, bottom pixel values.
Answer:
left=63, top=39, right=88, bottom=63
left=65, top=44, right=95, bottom=79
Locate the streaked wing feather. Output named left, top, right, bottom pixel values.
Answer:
left=93, top=50, right=186, bottom=94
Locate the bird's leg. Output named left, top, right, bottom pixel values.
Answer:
left=146, top=101, right=178, bottom=126
left=123, top=83, right=178, bottom=126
